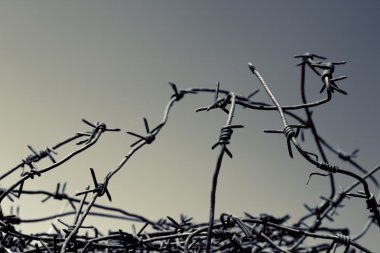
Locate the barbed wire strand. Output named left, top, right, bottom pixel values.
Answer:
left=0, top=54, right=378, bottom=252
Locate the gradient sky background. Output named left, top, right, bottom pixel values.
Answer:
left=0, top=1, right=379, bottom=250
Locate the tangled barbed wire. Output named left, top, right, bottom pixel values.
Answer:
left=0, top=53, right=378, bottom=252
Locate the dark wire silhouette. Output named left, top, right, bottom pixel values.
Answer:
left=0, top=54, right=378, bottom=252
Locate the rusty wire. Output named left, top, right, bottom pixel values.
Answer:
left=0, top=53, right=378, bottom=252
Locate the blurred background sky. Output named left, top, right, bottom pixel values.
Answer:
left=0, top=0, right=379, bottom=250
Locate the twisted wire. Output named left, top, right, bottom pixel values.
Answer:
left=0, top=54, right=377, bottom=253
left=317, top=161, right=339, bottom=173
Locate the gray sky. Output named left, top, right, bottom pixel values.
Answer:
left=0, top=1, right=379, bottom=249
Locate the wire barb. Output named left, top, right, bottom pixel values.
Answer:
left=317, top=161, right=339, bottom=173
left=76, top=168, right=112, bottom=202
left=126, top=117, right=161, bottom=147
left=0, top=53, right=377, bottom=253
left=311, top=61, right=348, bottom=95
left=196, top=83, right=231, bottom=114
left=211, top=125, right=244, bottom=158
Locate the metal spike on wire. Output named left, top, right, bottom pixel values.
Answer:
left=76, top=168, right=112, bottom=202
left=0, top=53, right=378, bottom=253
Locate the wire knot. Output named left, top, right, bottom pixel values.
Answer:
left=295, top=52, right=327, bottom=76
left=218, top=127, right=233, bottom=146
left=3, top=215, right=21, bottom=225
left=366, top=194, right=378, bottom=213
left=22, top=146, right=57, bottom=166
left=211, top=125, right=244, bottom=158
left=283, top=126, right=296, bottom=158
left=22, top=168, right=41, bottom=179
left=196, top=83, right=232, bottom=114
left=118, top=229, right=140, bottom=247
left=79, top=119, right=120, bottom=145
left=283, top=126, right=296, bottom=139
left=335, top=233, right=350, bottom=245
left=76, top=168, right=112, bottom=202
left=317, top=161, right=339, bottom=173
left=338, top=148, right=359, bottom=161
left=127, top=118, right=162, bottom=147
left=310, top=61, right=347, bottom=95
left=169, top=82, right=185, bottom=101
left=213, top=229, right=228, bottom=239
left=18, top=167, right=42, bottom=198
left=229, top=234, right=243, bottom=248
left=220, top=213, right=235, bottom=229
left=264, top=125, right=309, bottom=159
left=96, top=123, right=107, bottom=133
left=144, top=133, right=155, bottom=144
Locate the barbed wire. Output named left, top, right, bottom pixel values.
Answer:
left=0, top=53, right=378, bottom=252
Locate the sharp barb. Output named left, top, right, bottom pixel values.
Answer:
left=6, top=194, right=14, bottom=202
left=105, top=189, right=112, bottom=202
left=167, top=216, right=180, bottom=226
left=308, top=64, right=322, bottom=76
left=151, top=122, right=164, bottom=132
left=62, top=182, right=67, bottom=193
left=82, top=119, right=96, bottom=128
left=76, top=190, right=89, bottom=196
left=27, top=145, right=38, bottom=155
left=287, top=140, right=294, bottom=158
left=247, top=89, right=260, bottom=99
left=320, top=84, right=326, bottom=93
left=76, top=139, right=88, bottom=145
left=211, top=143, right=219, bottom=150
left=195, top=107, right=208, bottom=112
left=130, top=140, right=141, bottom=148
left=221, top=107, right=229, bottom=114
left=331, top=76, right=347, bottom=82
left=41, top=195, right=51, bottom=203
left=225, top=148, right=233, bottom=158
left=169, top=82, right=178, bottom=95
left=263, top=129, right=283, bottom=134
left=126, top=132, right=145, bottom=139
left=227, top=125, right=244, bottom=129
left=143, top=117, right=150, bottom=133
left=68, top=199, right=77, bottom=211
left=215, top=82, right=220, bottom=103
left=90, top=168, right=98, bottom=187
left=18, top=182, right=24, bottom=198
left=333, top=61, right=346, bottom=65
left=311, top=53, right=327, bottom=60
left=303, top=204, right=313, bottom=212
left=56, top=183, right=60, bottom=195
left=47, top=152, right=56, bottom=163
left=333, top=85, right=348, bottom=95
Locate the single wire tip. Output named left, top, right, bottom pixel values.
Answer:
left=248, top=62, right=255, bottom=72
